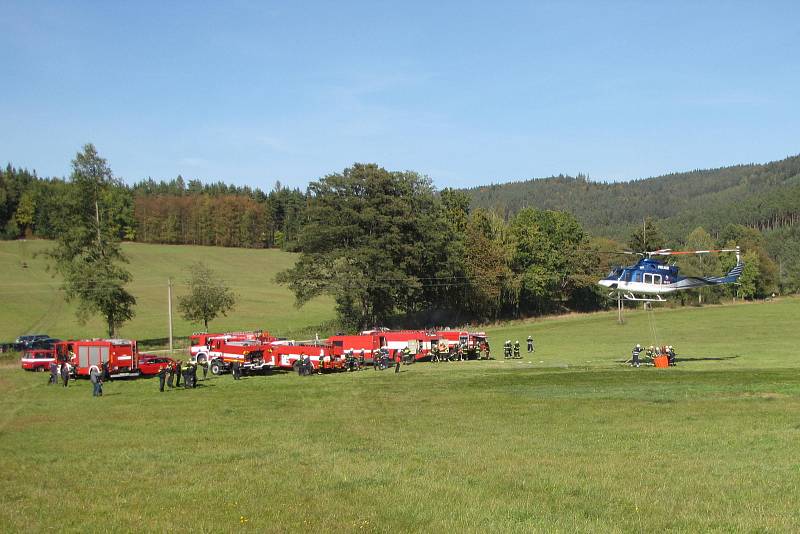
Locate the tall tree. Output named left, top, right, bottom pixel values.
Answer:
left=463, top=209, right=512, bottom=319
left=509, top=208, right=593, bottom=315
left=178, top=262, right=237, bottom=331
left=277, top=163, right=458, bottom=329
left=48, top=144, right=136, bottom=336
left=627, top=217, right=665, bottom=252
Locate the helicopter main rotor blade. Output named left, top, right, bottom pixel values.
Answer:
left=649, top=247, right=739, bottom=256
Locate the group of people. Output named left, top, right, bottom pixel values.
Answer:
left=155, top=359, right=212, bottom=391
left=430, top=343, right=470, bottom=362
left=630, top=344, right=677, bottom=367
left=48, top=361, right=72, bottom=387
left=48, top=359, right=112, bottom=395
left=503, top=336, right=535, bottom=359
left=295, top=348, right=410, bottom=374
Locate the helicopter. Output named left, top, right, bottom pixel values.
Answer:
left=597, top=247, right=744, bottom=303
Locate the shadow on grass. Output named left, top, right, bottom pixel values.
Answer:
left=675, top=355, right=741, bottom=362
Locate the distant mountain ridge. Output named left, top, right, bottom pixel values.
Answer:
left=463, top=154, right=800, bottom=243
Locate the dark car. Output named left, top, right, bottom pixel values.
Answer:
left=138, top=355, right=176, bottom=376
left=15, top=334, right=51, bottom=348
left=29, top=338, right=61, bottom=350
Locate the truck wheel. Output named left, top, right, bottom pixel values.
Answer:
left=210, top=361, right=223, bottom=375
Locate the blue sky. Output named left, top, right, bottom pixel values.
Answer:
left=2, top=1, right=799, bottom=190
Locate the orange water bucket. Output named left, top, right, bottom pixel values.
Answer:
left=653, top=355, right=669, bottom=368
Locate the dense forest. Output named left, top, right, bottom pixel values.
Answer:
left=0, top=164, right=306, bottom=250
left=2, top=146, right=798, bottom=326
left=464, top=155, right=800, bottom=293
left=464, top=156, right=800, bottom=241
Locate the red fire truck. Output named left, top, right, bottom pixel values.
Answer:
left=189, top=337, right=277, bottom=375
left=327, top=333, right=383, bottom=362
left=20, top=349, right=56, bottom=371
left=364, top=330, right=438, bottom=361
left=433, top=330, right=487, bottom=359
left=268, top=342, right=344, bottom=372
left=189, top=330, right=276, bottom=359
left=54, top=339, right=140, bottom=377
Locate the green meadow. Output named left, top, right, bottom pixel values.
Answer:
left=1, top=255, right=798, bottom=532
left=0, top=240, right=335, bottom=343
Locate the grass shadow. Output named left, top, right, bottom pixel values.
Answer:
left=675, top=355, right=741, bottom=362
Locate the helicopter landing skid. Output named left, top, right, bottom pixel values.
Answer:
left=609, top=291, right=667, bottom=303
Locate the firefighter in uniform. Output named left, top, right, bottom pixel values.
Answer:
left=503, top=340, right=511, bottom=359
left=667, top=345, right=676, bottom=366
left=190, top=361, right=198, bottom=387
left=201, top=360, right=209, bottom=380
left=231, top=360, right=241, bottom=380
left=513, top=340, right=521, bottom=359
left=182, top=362, right=192, bottom=388
left=431, top=344, right=439, bottom=362
left=402, top=347, right=412, bottom=365
left=61, top=362, right=70, bottom=387
left=631, top=344, right=642, bottom=367
left=166, top=361, right=175, bottom=388
left=527, top=335, right=534, bottom=353
left=395, top=351, right=401, bottom=373
left=157, top=365, right=167, bottom=392
left=174, top=360, right=182, bottom=387
left=49, top=361, right=58, bottom=385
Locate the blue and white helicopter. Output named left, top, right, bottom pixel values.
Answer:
left=598, top=247, right=744, bottom=303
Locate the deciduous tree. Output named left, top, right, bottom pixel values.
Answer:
left=178, top=262, right=236, bottom=331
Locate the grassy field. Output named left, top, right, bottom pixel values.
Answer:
left=1, top=297, right=798, bottom=532
left=0, top=240, right=335, bottom=343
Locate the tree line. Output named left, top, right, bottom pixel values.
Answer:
left=1, top=162, right=305, bottom=250
left=2, top=144, right=795, bottom=332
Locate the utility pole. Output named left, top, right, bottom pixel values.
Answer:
left=642, top=218, right=646, bottom=251
left=168, top=278, right=174, bottom=354
left=95, top=200, right=101, bottom=243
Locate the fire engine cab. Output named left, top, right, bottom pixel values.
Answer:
left=190, top=336, right=277, bottom=375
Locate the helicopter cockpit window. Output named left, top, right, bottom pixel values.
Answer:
left=607, top=267, right=623, bottom=278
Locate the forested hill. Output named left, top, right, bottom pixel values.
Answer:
left=463, top=154, right=800, bottom=243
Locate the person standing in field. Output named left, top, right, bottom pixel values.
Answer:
left=513, top=340, right=521, bottom=359
left=231, top=360, right=241, bottom=380
left=395, top=351, right=401, bottom=373
left=157, top=365, right=167, bottom=392
left=89, top=365, right=102, bottom=397
left=49, top=361, right=58, bottom=385
left=166, top=362, right=174, bottom=389
left=61, top=362, right=70, bottom=387
left=182, top=362, right=192, bottom=389
left=174, top=360, right=182, bottom=387
left=631, top=344, right=642, bottom=368
left=201, top=360, right=208, bottom=381
left=527, top=335, right=534, bottom=353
